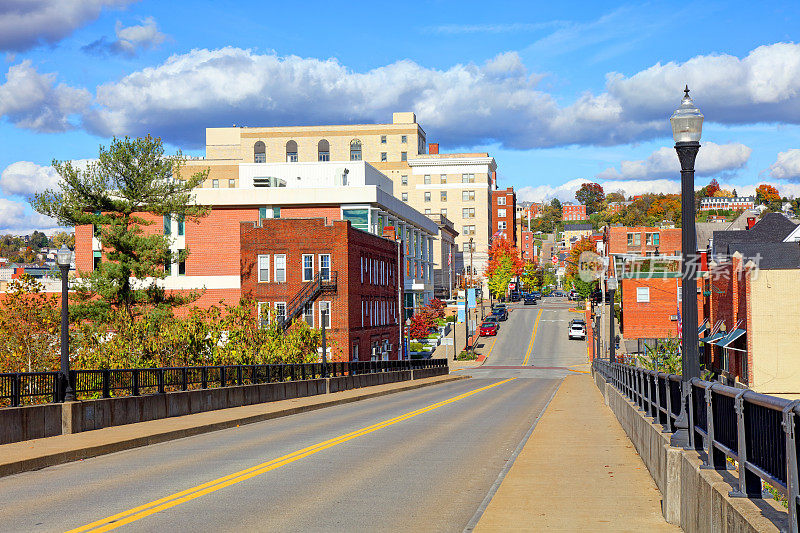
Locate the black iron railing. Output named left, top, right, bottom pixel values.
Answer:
left=0, top=359, right=447, bottom=408
left=594, top=359, right=800, bottom=531
left=279, top=271, right=338, bottom=332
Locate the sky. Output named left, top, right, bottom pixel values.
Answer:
left=2, top=0, right=800, bottom=233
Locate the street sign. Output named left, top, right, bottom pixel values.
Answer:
left=551, top=256, right=558, bottom=265
left=442, top=338, right=454, bottom=346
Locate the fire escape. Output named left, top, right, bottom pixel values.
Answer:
left=277, top=271, right=338, bottom=332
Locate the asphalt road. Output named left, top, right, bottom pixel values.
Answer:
left=0, top=297, right=587, bottom=533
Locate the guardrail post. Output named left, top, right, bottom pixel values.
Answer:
left=686, top=380, right=696, bottom=448
left=102, top=369, right=110, bottom=398
left=237, top=365, right=243, bottom=386
left=730, top=390, right=762, bottom=498
left=182, top=367, right=188, bottom=391
left=157, top=369, right=165, bottom=394
left=11, top=373, right=21, bottom=407
left=782, top=401, right=800, bottom=533
left=704, top=383, right=724, bottom=469
left=665, top=376, right=673, bottom=432
left=201, top=367, right=208, bottom=389
left=132, top=369, right=140, bottom=396
left=220, top=366, right=226, bottom=388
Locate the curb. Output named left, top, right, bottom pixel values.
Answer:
left=0, top=374, right=469, bottom=479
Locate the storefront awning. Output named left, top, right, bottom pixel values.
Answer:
left=698, top=318, right=709, bottom=335
left=717, top=328, right=746, bottom=348
left=700, top=332, right=726, bottom=345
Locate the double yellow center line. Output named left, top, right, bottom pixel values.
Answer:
left=522, top=309, right=543, bottom=366
left=68, top=377, right=517, bottom=532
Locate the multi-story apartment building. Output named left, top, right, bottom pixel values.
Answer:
left=425, top=214, right=458, bottom=299
left=492, top=187, right=517, bottom=246
left=699, top=196, right=755, bottom=211
left=520, top=230, right=536, bottom=262
left=182, top=112, right=496, bottom=290
left=77, top=161, right=438, bottom=325
left=562, top=202, right=587, bottom=221
left=406, top=152, right=496, bottom=282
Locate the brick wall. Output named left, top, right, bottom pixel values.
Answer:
left=75, top=224, right=93, bottom=272
left=280, top=206, right=340, bottom=224
left=621, top=277, right=703, bottom=340
left=187, top=207, right=257, bottom=276
left=606, top=226, right=682, bottom=256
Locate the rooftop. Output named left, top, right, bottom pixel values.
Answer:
left=712, top=213, right=799, bottom=256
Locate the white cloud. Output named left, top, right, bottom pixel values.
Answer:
left=768, top=149, right=800, bottom=181
left=0, top=159, right=94, bottom=197
left=83, top=16, right=166, bottom=57
left=0, top=198, right=60, bottom=232
left=0, top=60, right=91, bottom=132
left=0, top=0, right=135, bottom=52
left=516, top=178, right=590, bottom=203
left=596, top=142, right=752, bottom=181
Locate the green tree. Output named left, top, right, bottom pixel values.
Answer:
left=32, top=136, right=209, bottom=323
left=486, top=238, right=523, bottom=298
left=575, top=182, right=605, bottom=214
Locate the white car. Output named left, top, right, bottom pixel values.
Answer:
left=568, top=322, right=586, bottom=340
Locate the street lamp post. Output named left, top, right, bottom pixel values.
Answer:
left=670, top=85, right=704, bottom=447
left=607, top=277, right=618, bottom=363
left=56, top=245, right=75, bottom=402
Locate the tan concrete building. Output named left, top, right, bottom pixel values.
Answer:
left=183, top=112, right=496, bottom=289
left=425, top=213, right=459, bottom=299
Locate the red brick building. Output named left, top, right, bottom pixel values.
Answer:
left=520, top=230, right=536, bottom=262
left=562, top=202, right=586, bottom=221
left=492, top=187, right=517, bottom=246
left=619, top=274, right=703, bottom=340
left=240, top=218, right=402, bottom=362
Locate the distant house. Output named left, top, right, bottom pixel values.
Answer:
left=699, top=196, right=755, bottom=211
left=562, top=202, right=586, bottom=221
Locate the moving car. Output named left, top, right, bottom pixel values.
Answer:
left=510, top=291, right=521, bottom=302
left=568, top=318, right=586, bottom=340
left=480, top=321, right=499, bottom=336
left=491, top=306, right=508, bottom=321
left=524, top=294, right=537, bottom=305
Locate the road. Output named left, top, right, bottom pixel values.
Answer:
left=0, top=297, right=587, bottom=533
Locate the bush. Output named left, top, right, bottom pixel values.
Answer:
left=409, top=341, right=424, bottom=352
left=456, top=350, right=478, bottom=361
left=445, top=315, right=457, bottom=323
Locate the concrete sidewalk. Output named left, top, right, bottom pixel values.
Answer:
left=0, top=373, right=467, bottom=479
left=475, top=373, right=678, bottom=531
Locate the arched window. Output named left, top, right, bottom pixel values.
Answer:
left=318, top=139, right=330, bottom=161
left=286, top=140, right=298, bottom=162
left=350, top=139, right=362, bottom=161
left=254, top=141, right=266, bottom=163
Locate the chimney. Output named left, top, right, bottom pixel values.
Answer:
left=747, top=216, right=756, bottom=229
left=428, top=143, right=439, bottom=154
left=382, top=226, right=397, bottom=241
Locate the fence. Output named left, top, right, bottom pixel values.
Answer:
left=593, top=359, right=800, bottom=532
left=0, top=359, right=448, bottom=408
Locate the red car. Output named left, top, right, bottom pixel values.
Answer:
left=480, top=321, right=499, bottom=336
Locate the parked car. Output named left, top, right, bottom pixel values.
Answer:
left=531, top=291, right=541, bottom=300
left=483, top=315, right=500, bottom=328
left=480, top=321, right=499, bottom=336
left=524, top=294, right=537, bottom=305
left=491, top=306, right=508, bottom=321
left=510, top=291, right=522, bottom=302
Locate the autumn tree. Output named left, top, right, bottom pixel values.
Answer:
left=755, top=184, right=780, bottom=205
left=606, top=190, right=626, bottom=204
left=575, top=182, right=605, bottom=215
left=706, top=178, right=721, bottom=197
left=521, top=261, right=542, bottom=291
left=32, top=136, right=209, bottom=324
left=0, top=276, right=60, bottom=373
left=486, top=238, right=524, bottom=298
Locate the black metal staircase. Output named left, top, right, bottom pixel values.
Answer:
left=277, top=271, right=338, bottom=331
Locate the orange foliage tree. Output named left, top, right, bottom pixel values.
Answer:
left=486, top=238, right=524, bottom=298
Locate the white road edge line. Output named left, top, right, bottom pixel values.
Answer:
left=462, top=378, right=563, bottom=532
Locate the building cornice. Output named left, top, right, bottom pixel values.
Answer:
left=407, top=156, right=496, bottom=171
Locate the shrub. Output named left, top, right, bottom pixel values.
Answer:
left=456, top=350, right=478, bottom=361
left=409, top=342, right=424, bottom=352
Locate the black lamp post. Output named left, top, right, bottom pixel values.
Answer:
left=57, top=245, right=75, bottom=402
left=607, top=277, right=617, bottom=363
left=670, top=85, right=703, bottom=447
left=321, top=308, right=328, bottom=377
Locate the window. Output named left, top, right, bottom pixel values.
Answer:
left=319, top=301, right=331, bottom=329
left=462, top=173, right=475, bottom=183
left=440, top=174, right=447, bottom=184
left=272, top=206, right=281, bottom=219
left=401, top=175, right=408, bottom=186
left=254, top=141, right=266, bottom=163
left=498, top=221, right=507, bottom=230
left=424, top=192, right=431, bottom=202
left=440, top=191, right=447, bottom=202
left=424, top=175, right=431, bottom=184
left=302, top=254, right=314, bottom=281
left=463, top=225, right=475, bottom=236
left=401, top=135, right=407, bottom=143
left=381, top=152, right=387, bottom=162
left=318, top=139, right=330, bottom=161
left=178, top=249, right=186, bottom=275
left=212, top=179, right=219, bottom=188
left=286, top=140, right=298, bottom=162
left=319, top=254, right=331, bottom=280
left=177, top=214, right=185, bottom=236
left=274, top=254, right=286, bottom=282
left=400, top=152, right=407, bottom=161
left=258, top=255, right=270, bottom=282
left=352, top=342, right=359, bottom=362
left=93, top=251, right=101, bottom=270
left=462, top=208, right=475, bottom=219
left=350, top=139, right=362, bottom=161
left=424, top=209, right=432, bottom=215
left=303, top=302, right=314, bottom=326
left=342, top=208, right=368, bottom=231
left=497, top=208, right=506, bottom=218
left=440, top=208, right=447, bottom=216
left=627, top=233, right=641, bottom=246
left=497, top=197, right=506, bottom=205
left=228, top=178, right=235, bottom=188
left=646, top=232, right=660, bottom=246
left=165, top=253, right=172, bottom=275
left=380, top=135, right=387, bottom=144
left=275, top=302, right=286, bottom=323
left=257, top=302, right=269, bottom=328
left=163, top=214, right=171, bottom=235
left=462, top=190, right=475, bottom=201
left=402, top=193, right=408, bottom=201
left=636, top=287, right=650, bottom=303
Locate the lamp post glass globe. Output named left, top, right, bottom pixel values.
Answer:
left=670, top=85, right=704, bottom=143
left=57, top=245, right=73, bottom=267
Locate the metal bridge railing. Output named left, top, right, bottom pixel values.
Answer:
left=0, top=359, right=447, bottom=409
left=593, top=359, right=800, bottom=531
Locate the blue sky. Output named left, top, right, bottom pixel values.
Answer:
left=2, top=1, right=800, bottom=232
